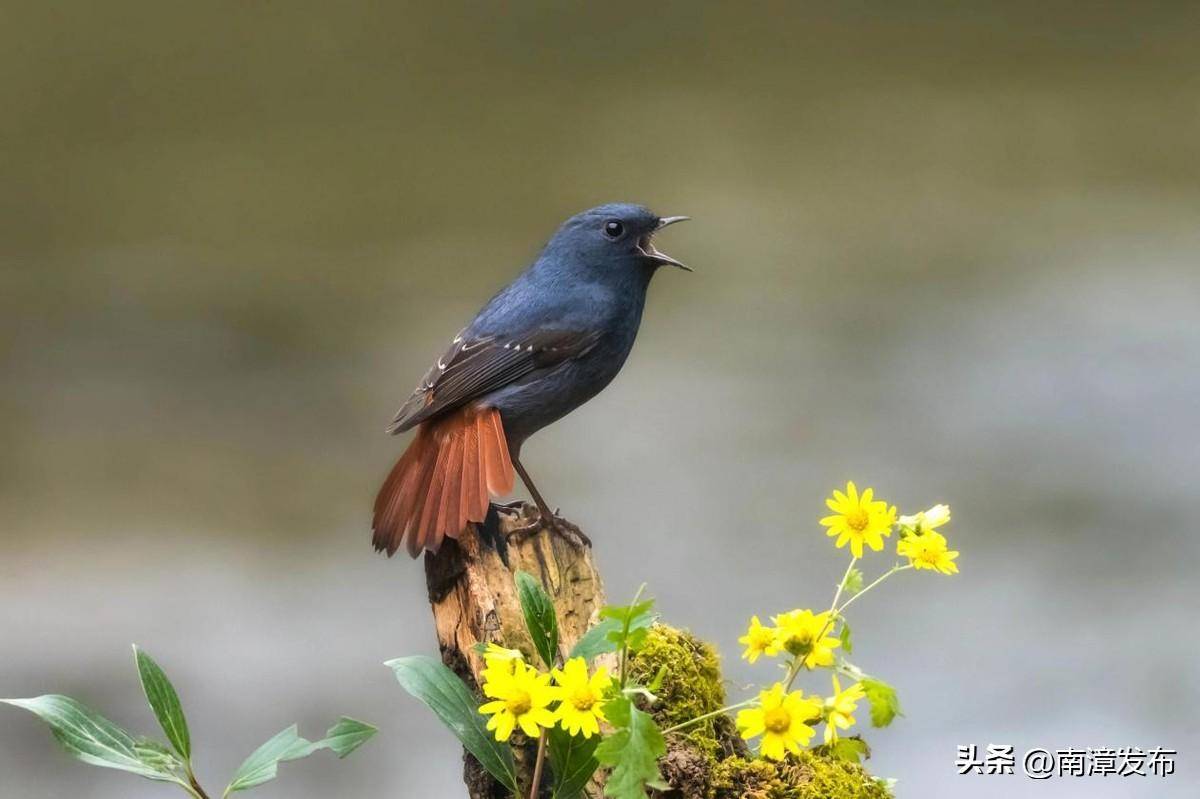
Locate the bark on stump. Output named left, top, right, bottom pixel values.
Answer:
left=424, top=502, right=605, bottom=799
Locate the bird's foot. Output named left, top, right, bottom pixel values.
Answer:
left=503, top=504, right=591, bottom=549
left=491, top=499, right=528, bottom=518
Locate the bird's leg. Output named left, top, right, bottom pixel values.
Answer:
left=509, top=457, right=591, bottom=547
left=489, top=499, right=528, bottom=517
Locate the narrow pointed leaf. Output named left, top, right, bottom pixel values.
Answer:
left=133, top=646, right=191, bottom=760
left=1, top=695, right=179, bottom=781
left=316, top=717, right=377, bottom=758
left=223, top=717, right=375, bottom=796
left=515, top=571, right=559, bottom=667
left=548, top=727, right=600, bottom=799
left=224, top=725, right=316, bottom=794
left=386, top=655, right=518, bottom=792
left=134, top=738, right=185, bottom=772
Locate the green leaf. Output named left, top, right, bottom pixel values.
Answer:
left=318, top=717, right=377, bottom=758
left=515, top=571, right=560, bottom=668
left=547, top=727, right=600, bottom=799
left=134, top=738, right=184, bottom=773
left=860, top=678, right=902, bottom=728
left=843, top=567, right=864, bottom=596
left=593, top=696, right=667, bottom=799
left=598, top=599, right=656, bottom=655
left=1, top=695, right=180, bottom=782
left=133, top=645, right=191, bottom=761
left=569, top=618, right=622, bottom=661
left=838, top=619, right=853, bottom=655
left=386, top=655, right=518, bottom=792
left=821, top=735, right=870, bottom=763
left=223, top=717, right=376, bottom=796
left=224, top=725, right=315, bottom=794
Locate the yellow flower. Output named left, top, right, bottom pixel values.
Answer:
left=480, top=642, right=524, bottom=682
left=897, top=529, right=960, bottom=575
left=551, top=657, right=612, bottom=738
left=820, top=481, right=896, bottom=558
left=899, top=504, right=951, bottom=535
left=736, top=683, right=820, bottom=761
left=479, top=660, right=559, bottom=741
left=821, top=675, right=865, bottom=744
left=739, top=616, right=778, bottom=663
left=771, top=609, right=840, bottom=668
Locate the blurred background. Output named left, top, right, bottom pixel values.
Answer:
left=2, top=2, right=1198, bottom=797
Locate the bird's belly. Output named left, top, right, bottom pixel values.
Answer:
left=488, top=354, right=625, bottom=446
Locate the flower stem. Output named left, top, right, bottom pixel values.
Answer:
left=529, top=732, right=547, bottom=799
left=802, top=555, right=859, bottom=676
left=661, top=699, right=756, bottom=735
left=828, top=556, right=858, bottom=619
left=835, top=564, right=911, bottom=615
left=618, top=583, right=647, bottom=689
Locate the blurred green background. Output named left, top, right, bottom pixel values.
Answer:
left=3, top=3, right=1198, bottom=797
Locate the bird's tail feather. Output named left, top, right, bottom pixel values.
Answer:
left=372, top=406, right=515, bottom=558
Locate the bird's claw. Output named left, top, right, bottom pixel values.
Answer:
left=492, top=500, right=528, bottom=518
left=504, top=505, right=592, bottom=549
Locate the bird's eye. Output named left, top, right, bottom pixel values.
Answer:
left=603, top=220, right=624, bottom=239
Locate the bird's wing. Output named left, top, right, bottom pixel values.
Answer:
left=387, top=327, right=603, bottom=434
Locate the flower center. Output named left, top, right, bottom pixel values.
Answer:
left=784, top=631, right=814, bottom=658
left=763, top=707, right=792, bottom=734
left=570, top=688, right=597, bottom=712
left=846, top=509, right=869, bottom=532
left=505, top=690, right=532, bottom=716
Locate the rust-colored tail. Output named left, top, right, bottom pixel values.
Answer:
left=372, top=406, right=515, bottom=558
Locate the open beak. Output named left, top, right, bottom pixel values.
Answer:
left=638, top=215, right=692, bottom=271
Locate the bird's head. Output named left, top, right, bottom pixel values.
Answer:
left=544, top=203, right=691, bottom=281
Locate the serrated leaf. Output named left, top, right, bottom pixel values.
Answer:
left=598, top=599, right=656, bottom=655
left=570, top=618, right=623, bottom=661
left=860, top=678, right=902, bottom=728
left=548, top=727, right=600, bottom=799
left=317, top=717, right=376, bottom=758
left=224, top=725, right=316, bottom=794
left=1, top=695, right=180, bottom=782
left=843, top=568, right=864, bottom=596
left=593, top=696, right=667, bottom=799
left=515, top=571, right=560, bottom=668
left=386, top=655, right=518, bottom=792
left=822, top=735, right=870, bottom=763
left=133, top=646, right=191, bottom=761
left=838, top=620, right=853, bottom=655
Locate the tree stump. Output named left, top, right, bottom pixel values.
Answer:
left=421, top=503, right=891, bottom=799
left=424, top=502, right=605, bottom=798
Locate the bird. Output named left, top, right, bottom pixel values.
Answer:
left=372, top=203, right=690, bottom=558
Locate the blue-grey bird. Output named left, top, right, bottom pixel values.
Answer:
left=372, top=203, right=690, bottom=557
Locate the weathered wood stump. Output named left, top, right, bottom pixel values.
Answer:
left=424, top=502, right=604, bottom=798
left=422, top=502, right=892, bottom=799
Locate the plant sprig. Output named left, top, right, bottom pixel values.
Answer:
left=2, top=646, right=375, bottom=798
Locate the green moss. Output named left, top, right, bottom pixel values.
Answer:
left=710, top=751, right=892, bottom=799
left=627, top=625, right=728, bottom=758
left=627, top=624, right=892, bottom=799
